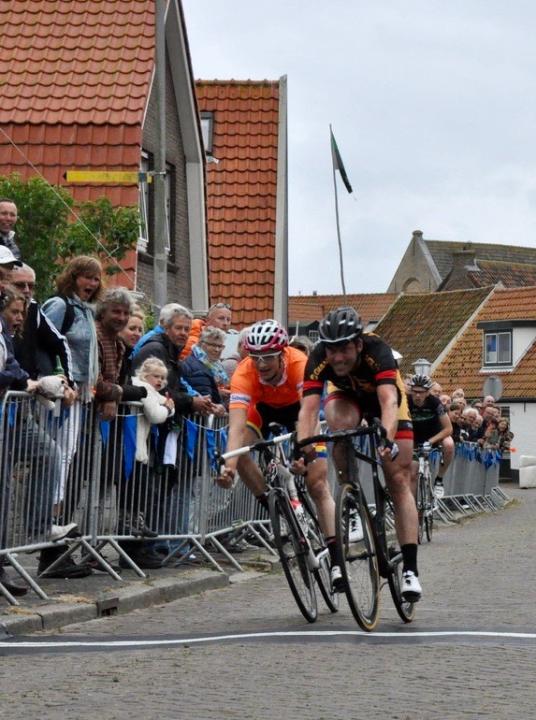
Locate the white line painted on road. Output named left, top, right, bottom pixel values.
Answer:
left=2, top=629, right=536, bottom=651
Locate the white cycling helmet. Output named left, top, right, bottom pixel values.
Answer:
left=245, top=319, right=289, bottom=353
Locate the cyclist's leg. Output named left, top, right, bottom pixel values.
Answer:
left=436, top=436, right=454, bottom=487
left=382, top=438, right=417, bottom=546
left=323, top=391, right=362, bottom=484
left=304, top=457, right=335, bottom=537
left=322, top=393, right=363, bottom=584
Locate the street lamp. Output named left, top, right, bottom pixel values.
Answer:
left=412, top=357, right=432, bottom=376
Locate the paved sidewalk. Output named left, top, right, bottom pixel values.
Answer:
left=0, top=544, right=275, bottom=636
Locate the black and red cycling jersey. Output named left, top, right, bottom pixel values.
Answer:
left=303, top=333, right=412, bottom=430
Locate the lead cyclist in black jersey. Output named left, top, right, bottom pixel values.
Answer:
left=294, top=307, right=422, bottom=603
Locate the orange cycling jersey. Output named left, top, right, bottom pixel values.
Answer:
left=229, top=346, right=306, bottom=410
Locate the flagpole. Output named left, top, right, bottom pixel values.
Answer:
left=330, top=124, right=347, bottom=298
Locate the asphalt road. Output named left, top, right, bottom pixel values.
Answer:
left=1, top=486, right=535, bottom=719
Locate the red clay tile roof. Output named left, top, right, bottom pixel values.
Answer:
left=196, top=80, right=280, bottom=327
left=0, top=2, right=154, bottom=208
left=374, top=287, right=493, bottom=376
left=289, top=293, right=398, bottom=327
left=440, top=258, right=536, bottom=291
left=434, top=286, right=536, bottom=399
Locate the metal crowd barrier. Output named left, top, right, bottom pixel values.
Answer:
left=0, top=392, right=264, bottom=604
left=327, top=435, right=508, bottom=524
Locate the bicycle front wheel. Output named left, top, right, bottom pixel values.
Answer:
left=269, top=491, right=318, bottom=623
left=424, top=479, right=434, bottom=542
left=300, top=498, right=339, bottom=613
left=387, top=541, right=416, bottom=623
left=417, top=474, right=426, bottom=545
left=335, top=482, right=380, bottom=631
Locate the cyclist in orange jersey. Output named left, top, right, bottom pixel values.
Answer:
left=218, top=320, right=333, bottom=535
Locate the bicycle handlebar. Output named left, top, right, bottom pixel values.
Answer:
left=220, top=431, right=295, bottom=462
left=295, top=420, right=388, bottom=455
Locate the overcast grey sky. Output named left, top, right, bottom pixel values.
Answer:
left=182, top=0, right=536, bottom=295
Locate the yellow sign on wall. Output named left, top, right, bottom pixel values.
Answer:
left=65, top=171, right=151, bottom=184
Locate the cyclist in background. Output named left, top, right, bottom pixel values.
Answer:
left=408, top=374, right=453, bottom=498
left=296, top=306, right=422, bottom=602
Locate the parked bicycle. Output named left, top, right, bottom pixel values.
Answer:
left=296, top=421, right=415, bottom=632
left=219, top=428, right=338, bottom=623
left=415, top=442, right=434, bottom=543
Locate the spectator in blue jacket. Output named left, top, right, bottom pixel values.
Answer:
left=181, top=326, right=227, bottom=416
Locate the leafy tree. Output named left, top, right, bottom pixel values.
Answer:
left=0, top=173, right=139, bottom=300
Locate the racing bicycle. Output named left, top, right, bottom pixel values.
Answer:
left=220, top=429, right=338, bottom=623
left=296, top=422, right=415, bottom=631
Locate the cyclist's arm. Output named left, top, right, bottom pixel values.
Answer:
left=427, top=413, right=453, bottom=446
left=297, top=393, right=321, bottom=444
left=376, top=383, right=399, bottom=442
left=224, top=405, right=249, bottom=474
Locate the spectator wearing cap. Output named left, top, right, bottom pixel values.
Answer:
left=0, top=199, right=22, bottom=260
left=0, top=245, right=22, bottom=290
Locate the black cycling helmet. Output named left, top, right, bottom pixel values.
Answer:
left=318, top=306, right=363, bottom=344
left=410, top=374, right=433, bottom=390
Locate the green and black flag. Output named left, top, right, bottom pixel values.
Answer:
left=330, top=127, right=353, bottom=194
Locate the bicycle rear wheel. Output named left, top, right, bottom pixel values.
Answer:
left=300, top=497, right=339, bottom=613
left=335, top=482, right=380, bottom=631
left=269, top=491, right=318, bottom=623
left=386, top=540, right=416, bottom=623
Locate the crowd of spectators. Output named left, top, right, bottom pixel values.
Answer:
left=0, top=199, right=263, bottom=594
left=403, top=376, right=514, bottom=453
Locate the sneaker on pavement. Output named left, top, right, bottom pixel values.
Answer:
left=348, top=511, right=364, bottom=542
left=433, top=480, right=445, bottom=500
left=330, top=564, right=345, bottom=593
left=50, top=522, right=80, bottom=542
left=401, top=570, right=422, bottom=602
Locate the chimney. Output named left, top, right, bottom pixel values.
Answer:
left=451, top=249, right=477, bottom=272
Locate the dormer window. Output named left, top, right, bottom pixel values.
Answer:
left=484, top=331, right=512, bottom=366
left=478, top=319, right=536, bottom=369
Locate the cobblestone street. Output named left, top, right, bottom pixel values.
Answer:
left=2, top=486, right=535, bottom=719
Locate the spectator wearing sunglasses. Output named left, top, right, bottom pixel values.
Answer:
left=11, top=264, right=75, bottom=391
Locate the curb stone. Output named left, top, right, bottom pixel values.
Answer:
left=0, top=570, right=230, bottom=636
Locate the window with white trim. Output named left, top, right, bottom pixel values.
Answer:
left=138, top=151, right=152, bottom=252
left=200, top=112, right=214, bottom=154
left=164, top=162, right=175, bottom=258
left=484, top=331, right=512, bottom=366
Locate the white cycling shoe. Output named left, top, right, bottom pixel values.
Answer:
left=401, top=570, right=422, bottom=602
left=348, top=512, right=364, bottom=543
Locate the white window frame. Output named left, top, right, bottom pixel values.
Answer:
left=200, top=112, right=214, bottom=154
left=137, top=151, right=151, bottom=252
left=484, top=331, right=512, bottom=366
